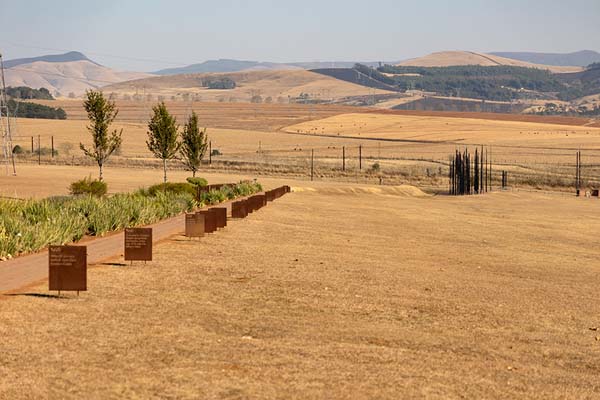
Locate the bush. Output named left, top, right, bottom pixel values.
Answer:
left=186, top=177, right=208, bottom=187
left=12, top=145, right=23, bottom=155
left=69, top=177, right=107, bottom=197
left=146, top=182, right=196, bottom=197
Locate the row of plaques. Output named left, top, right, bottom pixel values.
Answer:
left=48, top=187, right=291, bottom=293
left=48, top=227, right=154, bottom=293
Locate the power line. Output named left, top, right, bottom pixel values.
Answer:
left=1, top=41, right=189, bottom=67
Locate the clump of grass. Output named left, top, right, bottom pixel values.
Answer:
left=69, top=176, right=108, bottom=197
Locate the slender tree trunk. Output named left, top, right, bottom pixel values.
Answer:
left=163, top=159, right=167, bottom=183
left=99, top=163, right=103, bottom=181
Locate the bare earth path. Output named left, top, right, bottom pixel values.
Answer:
left=1, top=187, right=600, bottom=399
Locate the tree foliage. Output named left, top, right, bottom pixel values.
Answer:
left=6, top=86, right=54, bottom=100
left=179, top=112, right=208, bottom=177
left=80, top=90, right=122, bottom=181
left=146, top=102, right=180, bottom=183
left=3, top=100, right=66, bottom=119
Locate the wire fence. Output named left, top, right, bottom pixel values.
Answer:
left=5, top=133, right=600, bottom=191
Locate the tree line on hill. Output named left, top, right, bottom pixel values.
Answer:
left=6, top=86, right=54, bottom=100
left=324, top=63, right=599, bottom=106
left=2, top=99, right=67, bottom=119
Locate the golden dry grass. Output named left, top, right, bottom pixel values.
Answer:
left=397, top=51, right=582, bottom=73
left=1, top=185, right=600, bottom=398
left=101, top=69, right=393, bottom=102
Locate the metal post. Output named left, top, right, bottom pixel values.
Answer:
left=359, top=145, right=362, bottom=170
left=209, top=141, right=212, bottom=164
left=37, top=135, right=40, bottom=165
left=342, top=146, right=345, bottom=171
left=31, top=136, right=33, bottom=153
left=51, top=136, right=54, bottom=158
left=310, top=149, right=314, bottom=181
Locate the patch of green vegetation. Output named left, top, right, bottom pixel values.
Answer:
left=0, top=181, right=262, bottom=258
left=376, top=64, right=564, bottom=101
left=6, top=86, right=54, bottom=100
left=2, top=99, right=66, bottom=119
left=69, top=177, right=108, bottom=197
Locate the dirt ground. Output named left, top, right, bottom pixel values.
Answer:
left=1, top=183, right=600, bottom=399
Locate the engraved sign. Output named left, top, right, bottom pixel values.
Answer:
left=124, top=228, right=152, bottom=261
left=49, top=245, right=87, bottom=292
left=185, top=212, right=204, bottom=237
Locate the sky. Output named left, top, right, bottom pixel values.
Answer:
left=1, top=0, right=599, bottom=72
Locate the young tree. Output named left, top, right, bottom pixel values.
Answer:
left=146, top=102, right=180, bottom=182
left=80, top=90, right=122, bottom=181
left=179, top=111, right=208, bottom=177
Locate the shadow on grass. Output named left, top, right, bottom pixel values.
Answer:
left=100, top=262, right=127, bottom=267
left=5, top=293, right=62, bottom=299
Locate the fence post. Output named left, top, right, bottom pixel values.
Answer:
left=209, top=141, right=212, bottom=164
left=31, top=136, right=34, bottom=153
left=359, top=145, right=362, bottom=170
left=51, top=136, right=54, bottom=158
left=37, top=135, right=41, bottom=165
left=342, top=146, right=345, bottom=171
left=311, top=149, right=314, bottom=181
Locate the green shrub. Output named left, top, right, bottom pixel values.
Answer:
left=186, top=177, right=208, bottom=187
left=69, top=177, right=107, bottom=197
left=147, top=182, right=196, bottom=197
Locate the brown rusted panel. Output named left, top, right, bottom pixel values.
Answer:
left=124, top=228, right=153, bottom=261
left=185, top=212, right=204, bottom=237
left=211, top=207, right=227, bottom=228
left=49, top=245, right=87, bottom=291
left=592, top=189, right=599, bottom=197
left=231, top=201, right=247, bottom=218
left=197, top=210, right=217, bottom=233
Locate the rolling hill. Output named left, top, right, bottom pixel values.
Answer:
left=154, top=59, right=385, bottom=75
left=102, top=69, right=393, bottom=102
left=490, top=50, right=600, bottom=67
left=398, top=51, right=581, bottom=73
left=4, top=52, right=153, bottom=97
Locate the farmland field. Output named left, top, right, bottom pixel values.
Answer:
left=11, top=101, right=600, bottom=190
left=1, top=180, right=599, bottom=399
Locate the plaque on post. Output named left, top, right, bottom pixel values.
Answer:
left=185, top=212, right=204, bottom=238
left=124, top=228, right=152, bottom=262
left=49, top=245, right=87, bottom=293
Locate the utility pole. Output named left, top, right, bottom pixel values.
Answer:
left=0, top=53, right=16, bottom=175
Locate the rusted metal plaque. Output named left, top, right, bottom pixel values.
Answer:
left=197, top=210, right=216, bottom=233
left=211, top=207, right=227, bottom=228
left=232, top=201, right=247, bottom=218
left=185, top=212, right=204, bottom=237
left=48, top=245, right=87, bottom=291
left=124, top=228, right=152, bottom=261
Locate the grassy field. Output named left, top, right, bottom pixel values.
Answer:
left=1, top=182, right=599, bottom=398
left=11, top=102, right=600, bottom=190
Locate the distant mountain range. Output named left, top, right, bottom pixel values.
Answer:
left=153, top=59, right=385, bottom=75
left=4, top=52, right=153, bottom=96
left=490, top=50, right=600, bottom=67
left=3, top=51, right=100, bottom=69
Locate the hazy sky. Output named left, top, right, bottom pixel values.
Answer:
left=1, top=0, right=599, bottom=71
